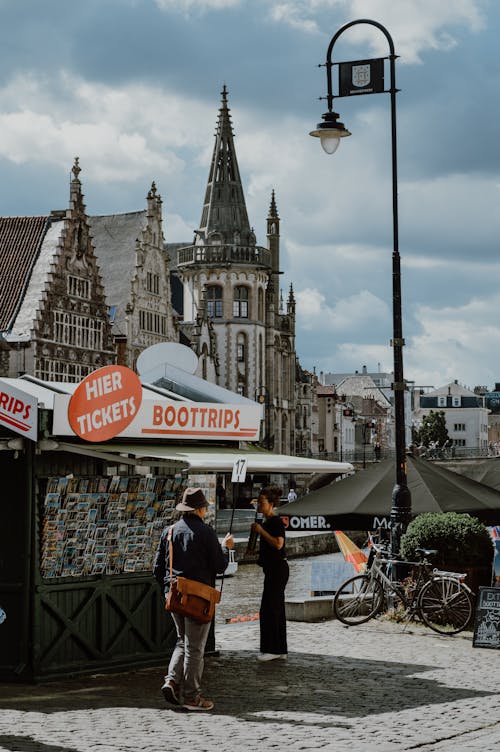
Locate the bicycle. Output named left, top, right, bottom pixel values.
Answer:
left=333, top=544, right=474, bottom=635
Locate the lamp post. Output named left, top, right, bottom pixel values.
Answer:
left=310, top=18, right=411, bottom=555
left=255, top=385, right=271, bottom=449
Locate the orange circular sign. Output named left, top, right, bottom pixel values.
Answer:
left=68, top=365, right=143, bottom=442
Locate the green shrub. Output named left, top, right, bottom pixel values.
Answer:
left=400, top=512, right=493, bottom=571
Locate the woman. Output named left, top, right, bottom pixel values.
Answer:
left=251, top=485, right=289, bottom=661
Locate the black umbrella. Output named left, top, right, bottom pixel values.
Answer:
left=278, top=456, right=500, bottom=532
left=449, top=457, right=500, bottom=490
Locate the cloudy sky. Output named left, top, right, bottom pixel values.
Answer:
left=0, top=0, right=498, bottom=391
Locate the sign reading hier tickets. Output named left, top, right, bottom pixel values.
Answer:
left=54, top=365, right=261, bottom=442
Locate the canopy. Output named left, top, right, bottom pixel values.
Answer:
left=50, top=440, right=354, bottom=475
left=450, top=457, right=500, bottom=490
left=279, top=456, right=500, bottom=530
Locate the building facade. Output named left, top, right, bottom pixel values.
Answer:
left=89, top=181, right=177, bottom=370
left=414, top=380, right=489, bottom=451
left=0, top=159, right=115, bottom=381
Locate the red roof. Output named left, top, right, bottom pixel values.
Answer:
left=0, top=216, right=48, bottom=330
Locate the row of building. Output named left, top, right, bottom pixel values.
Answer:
left=0, top=87, right=497, bottom=460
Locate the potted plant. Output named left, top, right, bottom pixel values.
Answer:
left=400, top=512, right=493, bottom=594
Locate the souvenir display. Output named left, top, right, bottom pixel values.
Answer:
left=41, top=474, right=186, bottom=578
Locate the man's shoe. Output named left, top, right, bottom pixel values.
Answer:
left=183, top=695, right=214, bottom=711
left=161, top=680, right=180, bottom=706
left=257, top=653, right=283, bottom=662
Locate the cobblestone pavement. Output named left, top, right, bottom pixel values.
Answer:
left=0, top=619, right=498, bottom=752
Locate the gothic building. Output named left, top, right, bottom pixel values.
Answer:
left=0, top=159, right=115, bottom=380
left=172, top=87, right=297, bottom=454
left=88, top=180, right=177, bottom=370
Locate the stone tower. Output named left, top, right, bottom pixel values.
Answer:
left=176, top=87, right=296, bottom=453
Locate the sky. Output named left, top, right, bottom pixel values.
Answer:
left=0, top=0, right=498, bottom=392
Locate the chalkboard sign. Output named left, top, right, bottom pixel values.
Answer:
left=472, top=587, right=500, bottom=649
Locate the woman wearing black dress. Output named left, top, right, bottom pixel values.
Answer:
left=251, top=485, right=289, bottom=661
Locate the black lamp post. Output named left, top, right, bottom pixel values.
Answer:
left=310, top=19, right=411, bottom=555
left=255, top=385, right=271, bottom=449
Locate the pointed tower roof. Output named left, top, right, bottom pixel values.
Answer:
left=268, top=189, right=279, bottom=219
left=197, top=86, right=252, bottom=244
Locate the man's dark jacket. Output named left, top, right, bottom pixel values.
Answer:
left=153, top=514, right=228, bottom=591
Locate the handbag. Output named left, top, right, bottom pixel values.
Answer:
left=165, top=527, right=221, bottom=624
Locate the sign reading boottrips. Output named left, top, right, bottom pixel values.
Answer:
left=54, top=367, right=262, bottom=442
left=68, top=365, right=142, bottom=442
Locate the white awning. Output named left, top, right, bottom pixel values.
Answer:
left=50, top=441, right=353, bottom=475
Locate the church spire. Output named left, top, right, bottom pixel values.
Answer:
left=196, top=86, right=252, bottom=244
left=267, top=188, right=280, bottom=274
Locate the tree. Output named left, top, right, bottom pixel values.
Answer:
left=414, top=410, right=449, bottom=447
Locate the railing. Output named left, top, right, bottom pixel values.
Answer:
left=177, top=244, right=272, bottom=268
left=307, top=447, right=491, bottom=464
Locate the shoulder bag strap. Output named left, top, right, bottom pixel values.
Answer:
left=167, top=525, right=174, bottom=584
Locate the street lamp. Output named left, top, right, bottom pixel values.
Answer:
left=310, top=18, right=411, bottom=555
left=255, top=385, right=271, bottom=449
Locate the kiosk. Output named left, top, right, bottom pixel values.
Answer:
left=0, top=368, right=352, bottom=681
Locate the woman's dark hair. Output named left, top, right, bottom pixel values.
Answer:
left=259, top=485, right=283, bottom=506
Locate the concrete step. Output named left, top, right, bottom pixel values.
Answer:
left=285, top=596, right=335, bottom=622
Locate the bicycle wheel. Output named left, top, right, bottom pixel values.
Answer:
left=333, top=575, right=384, bottom=626
left=418, top=576, right=473, bottom=635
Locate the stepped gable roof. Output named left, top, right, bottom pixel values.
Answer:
left=88, top=210, right=147, bottom=335
left=0, top=215, right=49, bottom=331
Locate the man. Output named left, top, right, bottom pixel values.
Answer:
left=153, top=487, right=234, bottom=711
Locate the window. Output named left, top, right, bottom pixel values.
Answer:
left=54, top=311, right=103, bottom=350
left=437, top=396, right=446, bottom=407
left=206, top=286, right=223, bottom=318
left=237, top=343, right=245, bottom=362
left=139, top=310, right=167, bottom=335
left=67, top=275, right=90, bottom=299
left=452, top=396, right=461, bottom=407
left=146, top=272, right=160, bottom=295
left=453, top=423, right=466, bottom=432
left=36, top=359, right=93, bottom=382
left=258, top=288, right=264, bottom=321
left=233, top=286, right=248, bottom=318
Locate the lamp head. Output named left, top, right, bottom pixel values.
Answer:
left=310, top=111, right=351, bottom=154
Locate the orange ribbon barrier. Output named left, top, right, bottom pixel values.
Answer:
left=225, top=613, right=260, bottom=623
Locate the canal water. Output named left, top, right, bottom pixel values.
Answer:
left=216, top=551, right=349, bottom=624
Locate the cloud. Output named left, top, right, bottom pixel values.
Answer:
left=0, top=72, right=217, bottom=183
left=265, top=0, right=486, bottom=62
left=155, top=0, right=240, bottom=11
left=407, top=294, right=500, bottom=388
left=296, top=286, right=390, bottom=334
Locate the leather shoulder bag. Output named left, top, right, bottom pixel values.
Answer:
left=165, top=526, right=221, bottom=624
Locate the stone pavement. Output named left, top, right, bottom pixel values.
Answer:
left=0, top=618, right=498, bottom=752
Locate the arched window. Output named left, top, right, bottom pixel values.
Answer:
left=233, top=286, right=249, bottom=318
left=206, top=286, right=223, bottom=318
left=258, top=288, right=264, bottom=321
